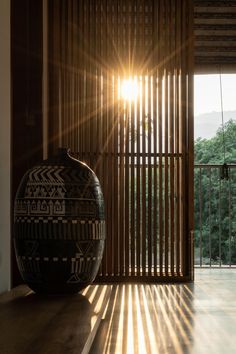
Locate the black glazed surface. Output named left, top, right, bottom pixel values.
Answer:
left=14, top=149, right=106, bottom=294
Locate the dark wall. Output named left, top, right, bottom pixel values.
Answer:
left=11, top=0, right=43, bottom=286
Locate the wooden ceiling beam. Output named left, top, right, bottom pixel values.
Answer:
left=194, top=0, right=236, bottom=72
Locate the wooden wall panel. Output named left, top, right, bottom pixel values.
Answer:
left=11, top=0, right=43, bottom=286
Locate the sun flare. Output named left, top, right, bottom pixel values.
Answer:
left=121, top=78, right=139, bottom=102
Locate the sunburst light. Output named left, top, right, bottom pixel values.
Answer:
left=120, top=78, right=139, bottom=102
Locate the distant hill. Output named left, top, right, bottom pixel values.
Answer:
left=194, top=110, right=236, bottom=140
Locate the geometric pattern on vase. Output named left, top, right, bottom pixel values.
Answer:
left=14, top=148, right=106, bottom=294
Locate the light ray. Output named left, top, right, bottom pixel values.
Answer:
left=135, top=285, right=147, bottom=354
left=126, top=285, right=134, bottom=354
left=115, top=285, right=125, bottom=353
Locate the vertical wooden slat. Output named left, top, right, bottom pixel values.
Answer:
left=72, top=0, right=77, bottom=152
left=141, top=2, right=146, bottom=277
left=48, top=0, right=60, bottom=155
left=83, top=1, right=88, bottom=161
left=131, top=84, right=135, bottom=276
left=125, top=103, right=130, bottom=276
left=175, top=0, right=180, bottom=276
left=136, top=74, right=141, bottom=276
left=105, top=0, right=111, bottom=276
left=164, top=0, right=169, bottom=273
left=129, top=8, right=134, bottom=276
left=75, top=0, right=79, bottom=153
left=125, top=3, right=129, bottom=277
left=158, top=0, right=164, bottom=276
left=152, top=0, right=158, bottom=277
left=111, top=12, right=116, bottom=277
left=113, top=1, right=119, bottom=277
left=109, top=31, right=115, bottom=277
left=164, top=0, right=170, bottom=275
left=107, top=1, right=113, bottom=276
left=148, top=4, right=154, bottom=276
left=78, top=0, right=83, bottom=156
left=68, top=0, right=72, bottom=149
left=70, top=1, right=74, bottom=150
left=119, top=82, right=125, bottom=277
left=142, top=75, right=146, bottom=276
left=147, top=2, right=153, bottom=273
left=67, top=0, right=71, bottom=148
left=83, top=0, right=87, bottom=161
left=88, top=0, right=93, bottom=167
left=116, top=3, right=120, bottom=277
left=62, top=0, right=66, bottom=148
left=178, top=0, right=184, bottom=274
left=92, top=0, right=96, bottom=164
left=98, top=1, right=102, bottom=160
left=100, top=1, right=107, bottom=276
left=73, top=0, right=78, bottom=152
left=181, top=0, right=187, bottom=275
left=93, top=7, right=99, bottom=263
left=68, top=0, right=71, bottom=149
left=187, top=0, right=194, bottom=280
left=85, top=1, right=90, bottom=162
left=81, top=1, right=85, bottom=161
left=60, top=0, right=65, bottom=148
left=148, top=74, right=152, bottom=276
left=164, top=68, right=169, bottom=276
left=153, top=75, right=158, bottom=275
left=169, top=0, right=175, bottom=276
left=114, top=73, right=119, bottom=276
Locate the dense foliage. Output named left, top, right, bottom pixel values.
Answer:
left=194, top=119, right=236, bottom=265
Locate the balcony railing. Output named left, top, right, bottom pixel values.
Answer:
left=194, top=164, right=236, bottom=268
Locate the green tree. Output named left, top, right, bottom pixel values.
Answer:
left=194, top=119, right=236, bottom=265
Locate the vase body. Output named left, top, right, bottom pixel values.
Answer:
left=13, top=149, right=105, bottom=294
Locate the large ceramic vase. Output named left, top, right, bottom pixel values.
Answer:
left=13, top=148, right=105, bottom=294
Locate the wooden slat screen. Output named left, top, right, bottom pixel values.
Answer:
left=46, top=0, right=194, bottom=281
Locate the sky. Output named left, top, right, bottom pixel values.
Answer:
left=194, top=74, right=236, bottom=139
left=194, top=74, right=236, bottom=116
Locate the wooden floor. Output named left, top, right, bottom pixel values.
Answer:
left=0, top=284, right=112, bottom=354
left=1, top=270, right=236, bottom=354
left=90, top=269, right=236, bottom=354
